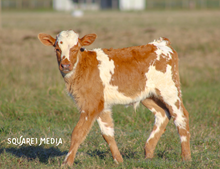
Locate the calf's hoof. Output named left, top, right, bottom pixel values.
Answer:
left=113, top=154, right=123, bottom=164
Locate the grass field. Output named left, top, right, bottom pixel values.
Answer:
left=0, top=10, right=220, bottom=168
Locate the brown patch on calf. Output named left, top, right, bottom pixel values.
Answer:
left=168, top=48, right=182, bottom=97
left=154, top=54, right=172, bottom=73
left=99, top=111, right=114, bottom=128
left=103, top=44, right=157, bottom=98
left=175, top=99, right=180, bottom=110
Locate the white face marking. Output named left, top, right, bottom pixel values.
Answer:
left=146, top=108, right=167, bottom=143
left=149, top=37, right=173, bottom=60
left=180, top=136, right=187, bottom=142
left=57, top=30, right=79, bottom=61
left=97, top=117, right=114, bottom=137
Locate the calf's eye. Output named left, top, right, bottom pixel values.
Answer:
left=56, top=49, right=61, bottom=54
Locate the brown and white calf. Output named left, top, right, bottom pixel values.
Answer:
left=38, top=30, right=191, bottom=167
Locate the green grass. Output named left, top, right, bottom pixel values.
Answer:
left=0, top=10, right=220, bottom=168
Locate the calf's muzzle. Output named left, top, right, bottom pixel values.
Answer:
left=59, top=63, right=73, bottom=73
left=61, top=64, right=71, bottom=69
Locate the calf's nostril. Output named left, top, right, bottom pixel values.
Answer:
left=61, top=64, right=70, bottom=69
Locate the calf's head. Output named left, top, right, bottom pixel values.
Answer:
left=38, top=30, right=97, bottom=76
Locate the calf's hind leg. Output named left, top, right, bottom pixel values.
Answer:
left=141, top=98, right=171, bottom=159
left=165, top=102, right=191, bottom=161
left=97, top=110, right=123, bottom=163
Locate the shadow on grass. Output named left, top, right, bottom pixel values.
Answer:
left=0, top=146, right=172, bottom=164
left=0, top=145, right=68, bottom=163
left=86, top=149, right=109, bottom=160
left=86, top=149, right=139, bottom=161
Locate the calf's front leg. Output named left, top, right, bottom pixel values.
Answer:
left=97, top=110, right=123, bottom=163
left=62, top=111, right=98, bottom=167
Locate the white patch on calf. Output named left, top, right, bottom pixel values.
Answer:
left=95, top=48, right=151, bottom=109
left=57, top=30, right=79, bottom=61
left=146, top=65, right=177, bottom=104
left=174, top=114, right=186, bottom=129
left=180, top=136, right=187, bottom=142
left=146, top=108, right=167, bottom=143
left=64, top=69, right=74, bottom=78
left=114, top=158, right=119, bottom=164
left=95, top=48, right=131, bottom=108
left=64, top=150, right=73, bottom=162
left=145, top=65, right=186, bottom=129
left=149, top=37, right=173, bottom=60
left=97, top=117, right=114, bottom=137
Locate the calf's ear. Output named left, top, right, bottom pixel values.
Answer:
left=38, top=33, right=56, bottom=46
left=80, top=34, right=97, bottom=46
